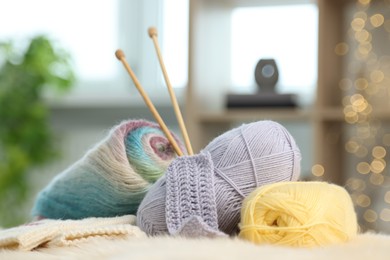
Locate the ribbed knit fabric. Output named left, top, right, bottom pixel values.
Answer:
left=137, top=153, right=225, bottom=237
left=32, top=119, right=184, bottom=220
left=137, top=120, right=301, bottom=236
left=166, top=153, right=222, bottom=236
left=0, top=215, right=145, bottom=251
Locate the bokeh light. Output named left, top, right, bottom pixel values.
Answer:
left=342, top=0, right=390, bottom=232
left=311, top=164, right=324, bottom=177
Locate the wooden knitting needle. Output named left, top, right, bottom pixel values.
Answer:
left=148, top=27, right=194, bottom=155
left=115, top=49, right=183, bottom=157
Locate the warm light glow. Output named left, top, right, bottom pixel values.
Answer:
left=370, top=70, right=384, bottom=83
left=384, top=191, right=390, bottom=203
left=358, top=0, right=371, bottom=5
left=346, top=178, right=366, bottom=191
left=370, top=159, right=386, bottom=173
left=344, top=104, right=354, bottom=114
left=334, top=42, right=349, bottom=55
left=363, top=209, right=377, bottom=223
left=361, top=103, right=373, bottom=115
left=380, top=208, right=390, bottom=221
left=345, top=0, right=390, bottom=233
left=370, top=14, right=385, bottom=27
left=345, top=111, right=359, bottom=124
left=356, top=194, right=371, bottom=207
left=372, top=146, right=386, bottom=158
left=346, top=140, right=360, bottom=153
left=353, top=99, right=368, bottom=112
left=351, top=18, right=366, bottom=31
left=350, top=94, right=365, bottom=105
left=311, top=164, right=324, bottom=177
left=355, top=78, right=369, bottom=90
left=370, top=173, right=384, bottom=185
left=357, top=162, right=371, bottom=174
left=358, top=43, right=372, bottom=55
left=355, top=29, right=370, bottom=42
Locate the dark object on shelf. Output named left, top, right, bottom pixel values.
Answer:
left=226, top=93, right=297, bottom=108
left=255, top=59, right=279, bottom=93
left=226, top=58, right=297, bottom=109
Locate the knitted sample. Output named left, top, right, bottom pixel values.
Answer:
left=32, top=119, right=184, bottom=220
left=138, top=153, right=226, bottom=237
left=0, top=215, right=145, bottom=251
left=166, top=153, right=220, bottom=236
left=137, top=120, right=301, bottom=236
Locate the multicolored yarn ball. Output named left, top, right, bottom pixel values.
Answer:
left=32, top=119, right=184, bottom=220
left=239, top=181, right=358, bottom=247
left=137, top=120, right=301, bottom=236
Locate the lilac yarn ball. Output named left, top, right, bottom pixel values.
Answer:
left=137, top=120, right=302, bottom=235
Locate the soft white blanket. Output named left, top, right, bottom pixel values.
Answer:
left=1, top=232, right=389, bottom=260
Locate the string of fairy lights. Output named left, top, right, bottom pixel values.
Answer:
left=333, top=0, right=390, bottom=232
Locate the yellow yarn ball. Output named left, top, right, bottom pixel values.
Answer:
left=239, top=181, right=358, bottom=247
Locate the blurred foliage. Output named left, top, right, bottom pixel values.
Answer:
left=0, top=35, right=75, bottom=227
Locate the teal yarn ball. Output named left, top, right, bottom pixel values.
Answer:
left=126, top=127, right=174, bottom=182
left=32, top=119, right=184, bottom=220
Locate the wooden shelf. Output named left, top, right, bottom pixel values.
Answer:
left=186, top=0, right=389, bottom=184
left=318, top=107, right=344, bottom=121
left=195, top=108, right=312, bottom=123
left=319, top=108, right=390, bottom=121
left=195, top=106, right=388, bottom=123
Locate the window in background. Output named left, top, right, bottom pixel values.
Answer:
left=0, top=0, right=189, bottom=104
left=162, top=0, right=189, bottom=89
left=0, top=0, right=119, bottom=82
left=231, top=3, right=318, bottom=106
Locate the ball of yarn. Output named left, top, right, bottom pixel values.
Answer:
left=137, top=120, right=301, bottom=235
left=239, top=181, right=358, bottom=247
left=203, top=120, right=301, bottom=234
left=32, top=119, right=184, bottom=220
left=126, top=126, right=176, bottom=182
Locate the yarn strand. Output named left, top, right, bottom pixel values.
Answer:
left=239, top=128, right=259, bottom=187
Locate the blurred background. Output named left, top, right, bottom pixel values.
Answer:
left=1, top=0, right=390, bottom=235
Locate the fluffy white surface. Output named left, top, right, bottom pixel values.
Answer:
left=1, top=233, right=390, bottom=260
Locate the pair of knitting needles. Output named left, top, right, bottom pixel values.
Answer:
left=115, top=27, right=193, bottom=157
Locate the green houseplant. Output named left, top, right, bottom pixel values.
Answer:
left=0, top=35, right=75, bottom=227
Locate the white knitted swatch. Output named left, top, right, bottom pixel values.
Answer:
left=0, top=215, right=145, bottom=251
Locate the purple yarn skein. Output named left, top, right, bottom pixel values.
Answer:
left=136, top=120, right=302, bottom=235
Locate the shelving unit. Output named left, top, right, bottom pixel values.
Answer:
left=314, top=0, right=351, bottom=184
left=195, top=108, right=312, bottom=123
left=185, top=0, right=387, bottom=184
